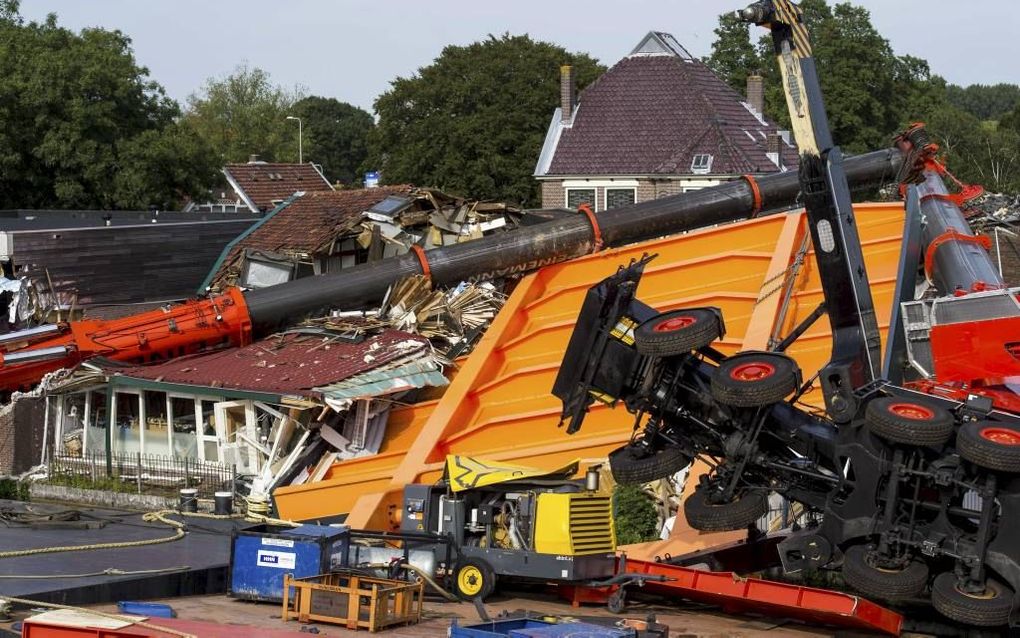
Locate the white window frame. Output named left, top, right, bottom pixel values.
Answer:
left=563, top=180, right=639, bottom=212
left=213, top=400, right=259, bottom=472
left=691, top=154, right=713, bottom=175
left=564, top=187, right=597, bottom=212
left=604, top=187, right=638, bottom=210
left=110, top=388, right=143, bottom=455
left=195, top=396, right=224, bottom=463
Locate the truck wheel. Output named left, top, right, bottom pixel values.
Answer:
left=710, top=352, right=799, bottom=408
left=454, top=559, right=495, bottom=601
left=608, top=443, right=692, bottom=485
left=842, top=544, right=928, bottom=601
left=957, top=422, right=1020, bottom=473
left=633, top=309, right=720, bottom=357
left=865, top=397, right=954, bottom=446
left=932, top=571, right=1013, bottom=627
left=683, top=484, right=767, bottom=532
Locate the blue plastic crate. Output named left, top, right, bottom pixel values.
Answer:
left=116, top=601, right=176, bottom=618
left=228, top=523, right=349, bottom=602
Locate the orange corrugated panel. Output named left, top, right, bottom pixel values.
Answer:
left=274, top=203, right=906, bottom=525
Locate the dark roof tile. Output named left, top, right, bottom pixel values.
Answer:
left=224, top=163, right=334, bottom=212
left=209, top=186, right=413, bottom=289
left=546, top=54, right=797, bottom=176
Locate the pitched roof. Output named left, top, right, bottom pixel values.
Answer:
left=206, top=185, right=413, bottom=290
left=538, top=32, right=797, bottom=177
left=107, top=330, right=431, bottom=397
left=223, top=162, right=334, bottom=212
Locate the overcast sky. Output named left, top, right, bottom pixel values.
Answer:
left=18, top=1, right=1020, bottom=112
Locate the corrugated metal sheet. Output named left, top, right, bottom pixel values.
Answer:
left=6, top=219, right=256, bottom=306
left=108, top=331, right=431, bottom=397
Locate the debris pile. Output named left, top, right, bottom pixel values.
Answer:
left=304, top=274, right=506, bottom=357
left=209, top=187, right=523, bottom=292
left=966, top=192, right=1020, bottom=227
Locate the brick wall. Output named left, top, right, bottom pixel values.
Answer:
left=637, top=180, right=657, bottom=203
left=540, top=180, right=565, bottom=209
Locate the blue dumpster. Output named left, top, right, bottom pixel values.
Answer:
left=228, top=523, right=349, bottom=602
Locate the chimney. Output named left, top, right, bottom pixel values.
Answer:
left=746, top=74, right=764, bottom=115
left=248, top=154, right=260, bottom=164
left=766, top=131, right=783, bottom=167
left=560, top=65, right=575, bottom=124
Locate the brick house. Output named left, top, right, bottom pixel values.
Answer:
left=534, top=32, right=797, bottom=211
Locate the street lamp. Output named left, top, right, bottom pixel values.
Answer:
left=286, top=116, right=302, bottom=164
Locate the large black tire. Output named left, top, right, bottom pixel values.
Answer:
left=710, top=352, right=800, bottom=408
left=683, top=484, right=767, bottom=532
left=957, top=421, right=1020, bottom=473
left=865, top=397, right=954, bottom=446
left=931, top=571, right=1013, bottom=627
left=453, top=558, right=496, bottom=601
left=633, top=308, right=721, bottom=357
left=608, top=444, right=692, bottom=485
left=841, top=544, right=929, bottom=601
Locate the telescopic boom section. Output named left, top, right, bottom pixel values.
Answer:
left=0, top=148, right=903, bottom=393
left=0, top=288, right=253, bottom=392
left=738, top=0, right=882, bottom=422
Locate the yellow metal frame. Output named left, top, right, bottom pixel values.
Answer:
left=274, top=203, right=906, bottom=527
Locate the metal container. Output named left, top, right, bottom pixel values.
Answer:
left=214, top=491, right=233, bottom=515
left=228, top=523, right=349, bottom=602
left=178, top=488, right=198, bottom=513
left=343, top=544, right=438, bottom=579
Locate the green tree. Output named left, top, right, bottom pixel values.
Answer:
left=112, top=123, right=219, bottom=210
left=613, top=485, right=660, bottom=545
left=946, top=84, right=1020, bottom=122
left=185, top=64, right=304, bottom=164
left=751, top=0, right=948, bottom=155
left=367, top=34, right=604, bottom=205
left=705, top=12, right=760, bottom=93
left=0, top=6, right=216, bottom=209
left=292, top=96, right=374, bottom=185
left=1000, top=103, right=1020, bottom=135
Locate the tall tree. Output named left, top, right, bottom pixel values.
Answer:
left=0, top=5, right=216, bottom=209
left=292, top=96, right=374, bottom=185
left=704, top=12, right=760, bottom=93
left=946, top=84, right=1020, bottom=122
left=185, top=65, right=304, bottom=164
left=367, top=34, right=604, bottom=205
left=752, top=0, right=949, bottom=155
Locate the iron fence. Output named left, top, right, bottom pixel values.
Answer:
left=49, top=450, right=237, bottom=498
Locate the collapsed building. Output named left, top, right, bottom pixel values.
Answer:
left=203, top=186, right=524, bottom=293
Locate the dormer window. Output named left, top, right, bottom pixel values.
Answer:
left=691, top=154, right=713, bottom=175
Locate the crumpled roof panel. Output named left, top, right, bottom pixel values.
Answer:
left=108, top=330, right=431, bottom=397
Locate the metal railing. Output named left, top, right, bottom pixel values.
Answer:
left=49, top=450, right=237, bottom=498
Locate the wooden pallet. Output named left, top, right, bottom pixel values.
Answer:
left=281, top=571, right=424, bottom=632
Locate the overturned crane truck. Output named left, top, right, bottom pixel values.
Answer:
left=554, top=0, right=1020, bottom=630
left=0, top=149, right=904, bottom=393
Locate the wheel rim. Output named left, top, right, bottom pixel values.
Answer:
left=979, top=427, right=1020, bottom=446
left=954, top=582, right=1000, bottom=600
left=654, top=315, right=696, bottom=332
left=865, top=551, right=907, bottom=574
left=458, top=566, right=484, bottom=597
left=729, top=361, right=776, bottom=381
left=887, top=402, right=935, bottom=421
